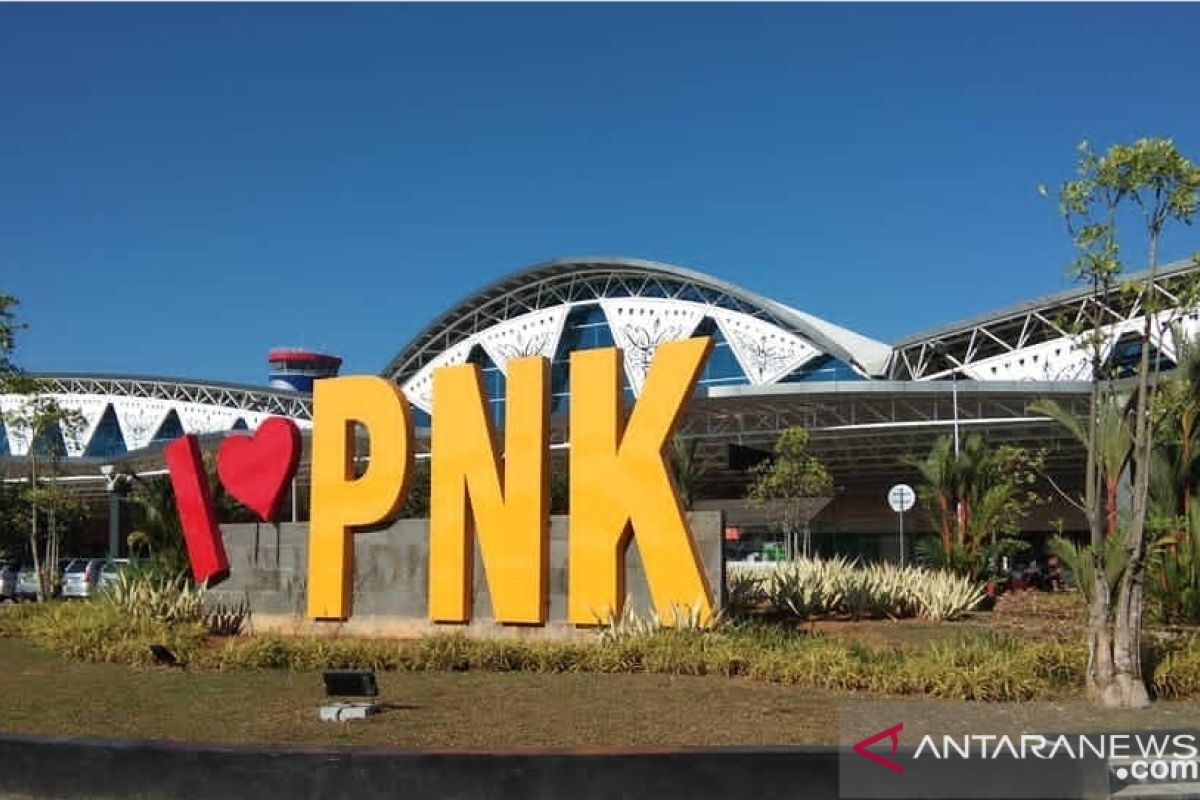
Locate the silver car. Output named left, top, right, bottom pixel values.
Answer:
left=0, top=562, right=18, bottom=600
left=62, top=558, right=106, bottom=599
left=16, top=565, right=46, bottom=600
left=98, top=558, right=135, bottom=590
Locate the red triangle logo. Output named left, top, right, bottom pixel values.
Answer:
left=852, top=722, right=905, bottom=774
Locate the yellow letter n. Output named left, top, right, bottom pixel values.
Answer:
left=429, top=356, right=550, bottom=624
left=308, top=376, right=413, bottom=620
left=568, top=337, right=715, bottom=626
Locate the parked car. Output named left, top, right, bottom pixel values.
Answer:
left=98, top=558, right=133, bottom=590
left=62, top=558, right=107, bottom=599
left=16, top=565, right=43, bottom=600
left=0, top=562, right=19, bottom=600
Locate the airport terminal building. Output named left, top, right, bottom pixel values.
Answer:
left=5, top=256, right=1197, bottom=560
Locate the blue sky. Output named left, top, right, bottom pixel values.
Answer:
left=2, top=4, right=1199, bottom=385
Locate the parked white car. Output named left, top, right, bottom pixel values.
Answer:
left=98, top=558, right=136, bottom=590
left=0, top=562, right=19, bottom=600
left=62, top=558, right=107, bottom=599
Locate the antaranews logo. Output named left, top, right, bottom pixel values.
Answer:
left=840, top=714, right=1199, bottom=800
left=852, top=723, right=904, bottom=774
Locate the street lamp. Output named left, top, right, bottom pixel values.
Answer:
left=930, top=341, right=961, bottom=456
left=951, top=368, right=960, bottom=457
left=100, top=465, right=130, bottom=559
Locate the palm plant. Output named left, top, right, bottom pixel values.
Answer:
left=1032, top=395, right=1132, bottom=540
left=910, top=435, right=960, bottom=555
left=1146, top=329, right=1200, bottom=622
left=908, top=433, right=1042, bottom=576
left=126, top=454, right=251, bottom=575
left=126, top=473, right=188, bottom=573
left=667, top=435, right=706, bottom=510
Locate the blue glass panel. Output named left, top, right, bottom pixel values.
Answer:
left=465, top=345, right=508, bottom=426
left=150, top=410, right=184, bottom=444
left=1105, top=334, right=1172, bottom=378
left=548, top=303, right=631, bottom=414
left=0, top=419, right=9, bottom=456
left=411, top=407, right=431, bottom=429
left=84, top=405, right=127, bottom=458
left=30, top=421, right=67, bottom=458
left=692, top=318, right=746, bottom=387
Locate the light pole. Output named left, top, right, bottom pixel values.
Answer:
left=100, top=465, right=129, bottom=559
left=931, top=341, right=961, bottom=456
left=932, top=341, right=965, bottom=554
left=951, top=367, right=960, bottom=457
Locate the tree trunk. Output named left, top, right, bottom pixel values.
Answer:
left=1105, top=478, right=1119, bottom=539
left=1110, top=567, right=1151, bottom=707
left=1086, top=554, right=1114, bottom=700
left=1096, top=231, right=1161, bottom=709
left=29, top=453, right=43, bottom=603
left=46, top=463, right=58, bottom=598
left=937, top=495, right=952, bottom=554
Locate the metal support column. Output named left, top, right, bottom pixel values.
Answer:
left=107, top=491, right=120, bottom=559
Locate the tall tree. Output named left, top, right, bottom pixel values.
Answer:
left=745, top=427, right=833, bottom=559
left=0, top=293, right=87, bottom=598
left=6, top=394, right=84, bottom=600
left=1047, top=138, right=1200, bottom=708
left=0, top=293, right=24, bottom=384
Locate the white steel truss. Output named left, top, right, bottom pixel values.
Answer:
left=890, top=258, right=1200, bottom=381
left=0, top=374, right=312, bottom=458
left=383, top=257, right=891, bottom=386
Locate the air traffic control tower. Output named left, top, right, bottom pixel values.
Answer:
left=267, top=348, right=343, bottom=393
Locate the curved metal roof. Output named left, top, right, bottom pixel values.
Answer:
left=17, top=373, right=313, bottom=419
left=381, top=256, right=892, bottom=383
left=0, top=373, right=313, bottom=459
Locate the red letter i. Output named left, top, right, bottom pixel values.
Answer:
left=164, top=434, right=230, bottom=585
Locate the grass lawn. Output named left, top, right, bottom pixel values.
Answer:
left=2, top=636, right=1197, bottom=750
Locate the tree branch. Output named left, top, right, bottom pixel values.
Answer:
left=1043, top=471, right=1088, bottom=515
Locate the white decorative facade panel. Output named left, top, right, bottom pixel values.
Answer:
left=112, top=399, right=172, bottom=452
left=401, top=339, right=474, bottom=414
left=0, top=395, right=32, bottom=456
left=177, top=404, right=245, bottom=436
left=961, top=319, right=1148, bottom=382
left=599, top=299, right=705, bottom=394
left=711, top=309, right=821, bottom=384
left=478, top=306, right=569, bottom=374
left=0, top=393, right=108, bottom=457
left=1, top=377, right=312, bottom=459
left=962, top=336, right=1092, bottom=381
left=53, top=395, right=112, bottom=457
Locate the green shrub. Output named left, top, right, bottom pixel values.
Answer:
left=5, top=594, right=1182, bottom=702
left=11, top=600, right=206, bottom=666
left=226, top=634, right=291, bottom=669
left=203, top=597, right=251, bottom=637
left=595, top=598, right=717, bottom=642
left=1151, top=637, right=1200, bottom=699
left=101, top=569, right=205, bottom=625
left=730, top=558, right=984, bottom=622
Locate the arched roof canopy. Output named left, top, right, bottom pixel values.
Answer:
left=382, top=257, right=891, bottom=387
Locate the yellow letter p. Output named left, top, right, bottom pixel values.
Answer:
left=308, top=376, right=412, bottom=620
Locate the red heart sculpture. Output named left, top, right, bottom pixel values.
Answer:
left=216, top=417, right=302, bottom=521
